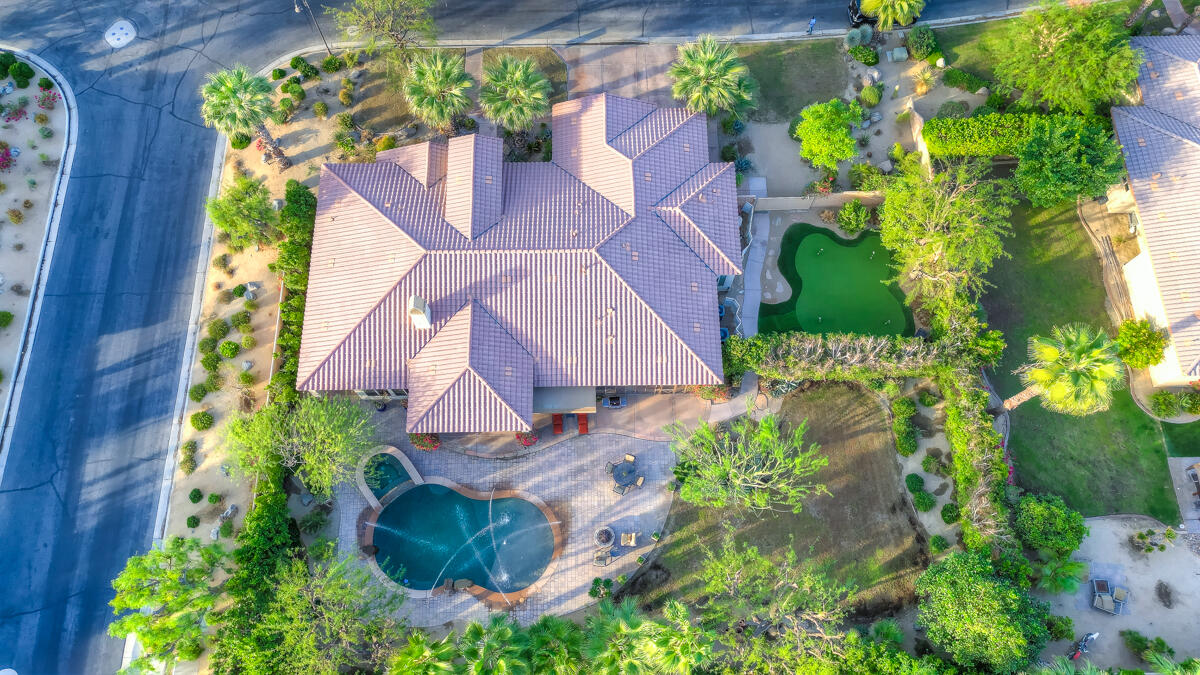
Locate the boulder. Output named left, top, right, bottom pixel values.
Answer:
left=879, top=159, right=894, bottom=173
left=935, top=56, right=946, bottom=68
left=867, top=67, right=881, bottom=82
left=210, top=526, right=220, bottom=541
left=271, top=198, right=284, bottom=211
left=241, top=360, right=253, bottom=371
left=244, top=290, right=256, bottom=301
left=975, top=86, right=990, bottom=96
left=219, top=504, right=239, bottom=522
left=1150, top=9, right=1161, bottom=17
left=1163, top=27, right=1178, bottom=34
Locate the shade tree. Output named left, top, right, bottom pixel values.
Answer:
left=791, top=99, right=864, bottom=172
left=1015, top=115, right=1125, bottom=206
left=205, top=172, right=280, bottom=252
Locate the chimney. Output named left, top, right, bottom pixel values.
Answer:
left=408, top=295, right=432, bottom=330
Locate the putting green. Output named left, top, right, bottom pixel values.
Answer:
left=759, top=223, right=913, bottom=336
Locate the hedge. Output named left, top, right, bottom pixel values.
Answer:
left=922, top=113, right=1044, bottom=157
left=942, top=67, right=987, bottom=93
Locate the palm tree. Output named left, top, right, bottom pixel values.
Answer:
left=525, top=614, right=583, bottom=674
left=584, top=598, right=660, bottom=675
left=653, top=600, right=714, bottom=674
left=1147, top=654, right=1200, bottom=675
left=1003, top=324, right=1124, bottom=415
left=458, top=615, right=529, bottom=675
left=479, top=55, right=551, bottom=132
left=861, top=0, right=926, bottom=30
left=402, top=49, right=474, bottom=133
left=388, top=630, right=456, bottom=674
left=1034, top=552, right=1088, bottom=594
left=1036, top=656, right=1109, bottom=674
left=200, top=65, right=290, bottom=168
left=668, top=34, right=756, bottom=118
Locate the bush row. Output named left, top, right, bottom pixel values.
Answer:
left=922, top=113, right=1046, bottom=157
left=265, top=180, right=317, bottom=405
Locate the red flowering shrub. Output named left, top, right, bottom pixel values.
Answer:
left=514, top=431, right=538, bottom=446
left=0, top=143, right=13, bottom=172
left=408, top=433, right=441, bottom=451
left=3, top=107, right=27, bottom=123
left=36, top=89, right=60, bottom=110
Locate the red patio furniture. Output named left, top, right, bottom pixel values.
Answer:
left=578, top=413, right=589, bottom=434
left=552, top=414, right=564, bottom=435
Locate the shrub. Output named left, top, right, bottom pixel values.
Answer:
left=720, top=143, right=738, bottom=162
left=943, top=67, right=987, bottom=92
left=409, top=432, right=441, bottom=451
left=278, top=97, right=295, bottom=114
left=212, top=253, right=231, bottom=272
left=186, top=515, right=200, bottom=528
left=925, top=50, right=944, bottom=67
left=38, top=126, right=52, bottom=139
left=918, top=390, right=938, bottom=407
left=837, top=199, right=871, bottom=235
left=7, top=209, right=23, bottom=225
left=200, top=352, right=222, bottom=372
left=905, top=473, right=925, bottom=493
left=188, top=383, right=209, bottom=403
left=334, top=131, right=356, bottom=155
left=10, top=62, right=34, bottom=88
left=299, top=509, right=330, bottom=535
left=230, top=310, right=251, bottom=327
left=241, top=335, right=257, bottom=350
left=860, top=84, right=882, bottom=108
left=0, top=52, right=13, bottom=78
left=907, top=25, right=937, bottom=60
left=313, top=100, right=328, bottom=119
left=336, top=112, right=354, bottom=130
left=217, top=289, right=234, bottom=304
left=0, top=311, right=12, bottom=328
left=721, top=116, right=745, bottom=136
left=34, top=112, right=48, bottom=125
left=190, top=411, right=214, bottom=431
left=849, top=163, right=885, bottom=191
left=231, top=284, right=247, bottom=298
left=375, top=135, right=397, bottom=151
left=930, top=535, right=949, bottom=554
left=289, top=56, right=307, bottom=70
left=271, top=68, right=286, bottom=80
left=970, top=104, right=998, bottom=118
left=1046, top=615, right=1074, bottom=641
left=338, top=87, right=353, bottom=107
left=1181, top=391, right=1200, bottom=415
left=189, top=488, right=203, bottom=503
left=238, top=370, right=256, bottom=387
left=286, top=75, right=302, bottom=88
left=295, top=60, right=319, bottom=80
left=1015, top=494, right=1088, bottom=556
left=180, top=441, right=198, bottom=475
left=922, top=453, right=941, bottom=475
left=205, top=372, right=224, bottom=392
left=207, top=319, right=230, bottom=339
left=1120, top=630, right=1174, bottom=662
left=230, top=132, right=252, bottom=150
left=1117, top=318, right=1168, bottom=369
left=237, top=322, right=253, bottom=335
left=844, top=27, right=864, bottom=48
left=734, top=157, right=752, bottom=172
left=243, top=299, right=259, bottom=312
left=219, top=341, right=241, bottom=359
left=1150, top=390, right=1181, bottom=418
left=849, top=45, right=879, bottom=66
left=220, top=520, right=233, bottom=538
left=941, top=501, right=960, bottom=524
left=321, top=54, right=343, bottom=73
left=913, top=491, right=936, bottom=511
left=198, top=337, right=218, bottom=354
left=935, top=100, right=969, bottom=119
left=285, top=82, right=306, bottom=102
left=895, top=421, right=918, bottom=456
left=208, top=492, right=223, bottom=505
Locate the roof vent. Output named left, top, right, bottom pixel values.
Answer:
left=407, top=295, right=432, bottom=330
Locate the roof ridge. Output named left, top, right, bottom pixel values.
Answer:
left=463, top=366, right=530, bottom=428
left=652, top=164, right=741, bottom=274
left=589, top=249, right=722, bottom=382
left=612, top=108, right=700, bottom=158
left=468, top=299, right=535, bottom=361
left=297, top=253, right=429, bottom=389
left=325, top=164, right=432, bottom=254
left=1117, top=106, right=1200, bottom=148
left=605, top=93, right=657, bottom=141
left=651, top=208, right=740, bottom=276
left=407, top=369, right=472, bottom=428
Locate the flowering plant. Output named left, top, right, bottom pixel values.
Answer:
left=408, top=432, right=441, bottom=451
left=514, top=431, right=538, bottom=446
left=36, top=89, right=60, bottom=110
left=0, top=143, right=13, bottom=172
left=3, top=107, right=27, bottom=123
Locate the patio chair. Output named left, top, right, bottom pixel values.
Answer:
left=593, top=549, right=612, bottom=567
left=614, top=484, right=631, bottom=496
left=552, top=414, right=564, bottom=435
left=1092, top=593, right=1117, bottom=614
left=621, top=532, right=638, bottom=547
left=1091, top=578, right=1111, bottom=595
left=624, top=453, right=636, bottom=463
left=578, top=413, right=589, bottom=434
left=605, top=462, right=615, bottom=475
left=635, top=476, right=645, bottom=488
left=1112, top=586, right=1129, bottom=612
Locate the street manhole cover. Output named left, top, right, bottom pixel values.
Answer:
left=104, top=19, right=136, bottom=49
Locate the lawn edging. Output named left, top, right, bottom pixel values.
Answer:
left=0, top=46, right=77, bottom=479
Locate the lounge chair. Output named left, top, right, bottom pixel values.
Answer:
left=1091, top=578, right=1110, bottom=595
left=1092, top=593, right=1117, bottom=614
left=605, top=462, right=615, bottom=475
left=552, top=414, right=564, bottom=435
left=578, top=413, right=589, bottom=434
left=593, top=549, right=612, bottom=567
left=1112, top=586, right=1129, bottom=613
left=624, top=453, right=636, bottom=463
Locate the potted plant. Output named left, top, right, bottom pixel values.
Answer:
left=651, top=531, right=661, bottom=542
left=636, top=555, right=646, bottom=566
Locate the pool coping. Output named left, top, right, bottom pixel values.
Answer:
left=356, top=449, right=564, bottom=608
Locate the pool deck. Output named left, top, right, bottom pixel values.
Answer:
left=336, top=424, right=676, bottom=628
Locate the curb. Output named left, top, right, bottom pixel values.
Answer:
left=0, top=46, right=78, bottom=481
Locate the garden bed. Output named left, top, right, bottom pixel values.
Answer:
left=0, top=55, right=67, bottom=393
left=633, top=383, right=928, bottom=618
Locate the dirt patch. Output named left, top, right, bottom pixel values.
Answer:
left=637, top=383, right=927, bottom=619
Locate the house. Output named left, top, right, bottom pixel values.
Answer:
left=295, top=93, right=743, bottom=433
left=1111, top=36, right=1200, bottom=387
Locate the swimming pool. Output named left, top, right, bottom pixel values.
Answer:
left=371, top=483, right=557, bottom=593
left=364, top=454, right=411, bottom=499
left=759, top=223, right=913, bottom=336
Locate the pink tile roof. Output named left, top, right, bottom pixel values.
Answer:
left=297, top=93, right=743, bottom=433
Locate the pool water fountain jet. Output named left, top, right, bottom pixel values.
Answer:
left=427, top=520, right=560, bottom=597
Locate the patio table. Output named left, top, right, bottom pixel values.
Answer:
left=613, top=460, right=638, bottom=487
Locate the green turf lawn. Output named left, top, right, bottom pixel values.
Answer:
left=931, top=20, right=1015, bottom=83
left=1163, top=421, right=1200, bottom=457
left=737, top=40, right=849, bottom=123
left=982, top=202, right=1180, bottom=523
left=482, top=47, right=569, bottom=105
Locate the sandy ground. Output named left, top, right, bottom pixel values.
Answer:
left=898, top=379, right=961, bottom=547
left=1037, top=515, right=1200, bottom=670
left=0, top=61, right=67, bottom=391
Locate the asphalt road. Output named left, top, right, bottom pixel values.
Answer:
left=0, top=0, right=1027, bottom=673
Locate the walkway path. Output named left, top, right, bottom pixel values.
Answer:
left=1163, top=0, right=1190, bottom=28
left=336, top=431, right=675, bottom=628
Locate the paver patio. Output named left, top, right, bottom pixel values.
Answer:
left=336, top=424, right=675, bottom=628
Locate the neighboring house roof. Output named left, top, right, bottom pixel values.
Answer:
left=296, top=93, right=743, bottom=432
left=1113, top=36, right=1200, bottom=378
